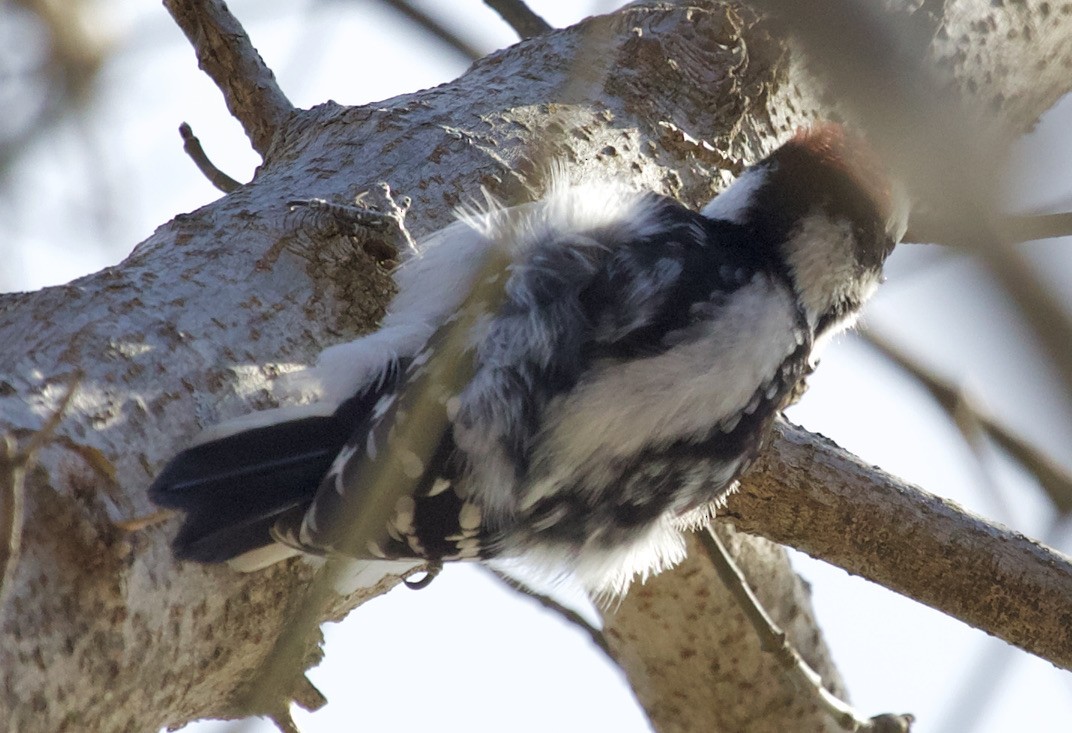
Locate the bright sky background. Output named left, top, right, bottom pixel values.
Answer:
left=4, top=2, right=1071, bottom=732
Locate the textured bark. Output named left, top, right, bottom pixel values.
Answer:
left=1, top=1, right=1070, bottom=732
left=163, top=0, right=294, bottom=157
left=727, top=422, right=1072, bottom=669
left=604, top=526, right=851, bottom=733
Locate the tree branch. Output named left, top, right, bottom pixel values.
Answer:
left=860, top=328, right=1072, bottom=512
left=699, top=525, right=914, bottom=733
left=487, top=569, right=613, bottom=659
left=603, top=527, right=852, bottom=733
left=0, top=435, right=24, bottom=612
left=0, top=375, right=79, bottom=610
left=179, top=122, right=242, bottom=193
left=378, top=0, right=484, bottom=61
left=2, top=1, right=1071, bottom=730
left=163, top=0, right=294, bottom=157
left=723, top=421, right=1072, bottom=671
left=999, top=211, right=1072, bottom=242
left=484, top=0, right=552, bottom=39
left=906, top=210, right=1072, bottom=246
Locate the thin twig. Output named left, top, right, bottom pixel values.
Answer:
left=179, top=122, right=242, bottom=193
left=1001, top=211, right=1072, bottom=242
left=239, top=245, right=514, bottom=721
left=700, top=525, right=914, bottom=732
left=0, top=436, right=23, bottom=615
left=21, top=375, right=80, bottom=459
left=905, top=210, right=1072, bottom=245
left=860, top=328, right=1072, bottom=513
left=484, top=0, right=552, bottom=39
left=948, top=394, right=1016, bottom=523
left=163, top=0, right=293, bottom=157
left=0, top=375, right=80, bottom=611
left=377, top=0, right=484, bottom=62
left=291, top=675, right=327, bottom=712
left=114, top=509, right=175, bottom=533
left=487, top=569, right=614, bottom=660
left=266, top=708, right=300, bottom=733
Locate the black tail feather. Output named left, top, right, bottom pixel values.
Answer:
left=150, top=389, right=383, bottom=564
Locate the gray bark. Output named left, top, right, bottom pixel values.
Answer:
left=1, top=1, right=1070, bottom=732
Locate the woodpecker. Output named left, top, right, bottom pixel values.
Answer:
left=150, top=123, right=907, bottom=598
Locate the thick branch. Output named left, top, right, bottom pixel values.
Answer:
left=1, top=1, right=1071, bottom=730
left=0, top=7, right=802, bottom=729
left=723, top=421, right=1072, bottom=670
left=163, top=0, right=293, bottom=156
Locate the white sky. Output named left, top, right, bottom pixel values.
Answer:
left=4, top=2, right=1071, bottom=732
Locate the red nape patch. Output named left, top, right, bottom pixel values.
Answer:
left=790, top=123, right=895, bottom=219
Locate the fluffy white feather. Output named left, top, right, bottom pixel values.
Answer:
left=535, top=274, right=798, bottom=486
left=154, top=125, right=903, bottom=599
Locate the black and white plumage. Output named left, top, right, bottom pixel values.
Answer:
left=150, top=124, right=907, bottom=597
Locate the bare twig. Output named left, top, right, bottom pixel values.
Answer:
left=700, top=525, right=914, bottom=732
left=240, top=244, right=514, bottom=719
left=163, top=0, right=293, bottom=157
left=0, top=436, right=24, bottom=614
left=948, top=396, right=1016, bottom=524
left=265, top=708, right=300, bottom=733
left=376, top=0, right=483, bottom=62
left=487, top=569, right=613, bottom=660
left=484, top=0, right=552, bottom=39
left=114, top=509, right=175, bottom=533
left=291, top=674, right=327, bottom=712
left=980, top=244, right=1072, bottom=402
left=906, top=210, right=1072, bottom=246
left=0, top=375, right=80, bottom=611
left=179, top=122, right=242, bottom=193
left=1001, top=211, right=1072, bottom=242
left=860, top=328, right=1072, bottom=513
left=723, top=420, right=1072, bottom=671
